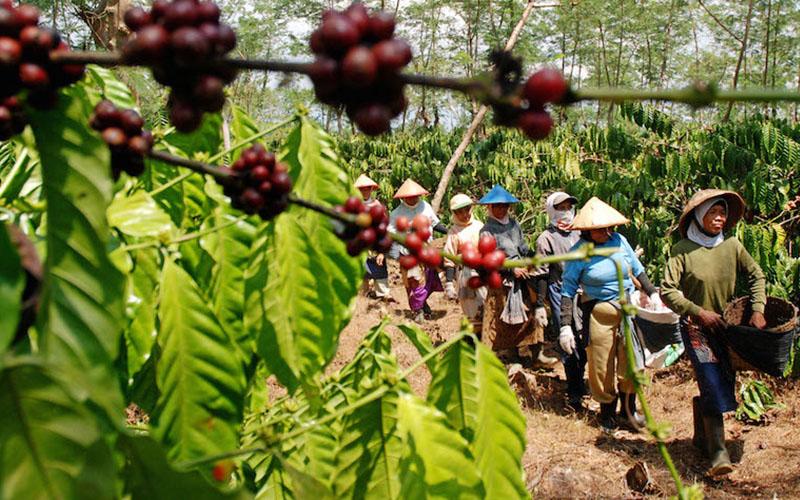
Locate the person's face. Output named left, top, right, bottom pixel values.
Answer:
left=554, top=200, right=574, bottom=211
left=453, top=206, right=472, bottom=223
left=490, top=203, right=510, bottom=219
left=403, top=196, right=420, bottom=206
left=589, top=227, right=611, bottom=243
left=702, top=203, right=727, bottom=235
left=358, top=186, right=374, bottom=200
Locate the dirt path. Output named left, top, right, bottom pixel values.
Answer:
left=336, top=265, right=800, bottom=499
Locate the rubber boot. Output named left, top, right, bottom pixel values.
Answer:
left=620, top=393, right=645, bottom=431
left=692, top=397, right=705, bottom=453
left=527, top=343, right=557, bottom=368
left=703, top=413, right=733, bottom=478
left=599, top=398, right=617, bottom=434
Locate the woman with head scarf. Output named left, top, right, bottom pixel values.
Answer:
left=661, top=190, right=766, bottom=478
left=533, top=191, right=585, bottom=409
left=388, top=179, right=448, bottom=321
left=479, top=184, right=557, bottom=367
left=443, top=193, right=485, bottom=335
left=355, top=174, right=391, bottom=301
left=559, top=197, right=659, bottom=433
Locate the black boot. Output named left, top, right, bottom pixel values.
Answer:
left=703, top=413, right=733, bottom=478
left=692, top=397, right=705, bottom=453
left=599, top=398, right=617, bottom=433
left=620, top=393, right=645, bottom=431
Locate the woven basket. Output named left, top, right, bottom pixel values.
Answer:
left=722, top=297, right=798, bottom=376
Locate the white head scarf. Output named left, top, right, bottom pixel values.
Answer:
left=688, top=197, right=727, bottom=248
left=545, top=192, right=575, bottom=228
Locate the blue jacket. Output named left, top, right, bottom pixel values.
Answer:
left=561, top=232, right=644, bottom=302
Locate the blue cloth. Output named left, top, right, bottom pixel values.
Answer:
left=478, top=184, right=520, bottom=204
left=561, top=233, right=645, bottom=302
left=366, top=257, right=388, bottom=279
left=680, top=318, right=737, bottom=414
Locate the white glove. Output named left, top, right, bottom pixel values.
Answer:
left=647, top=292, right=662, bottom=311
left=559, top=325, right=576, bottom=355
left=534, top=306, right=549, bottom=328
left=444, top=281, right=458, bottom=300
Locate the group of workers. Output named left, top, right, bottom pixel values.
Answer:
left=354, top=174, right=767, bottom=478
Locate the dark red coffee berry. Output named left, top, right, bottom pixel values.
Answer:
left=478, top=234, right=497, bottom=254
left=399, top=254, right=418, bottom=270
left=19, top=63, right=48, bottom=89
left=367, top=12, right=395, bottom=41
left=341, top=46, right=377, bottom=87
left=319, top=13, right=359, bottom=56
left=371, top=39, right=411, bottom=72
left=353, top=103, right=391, bottom=136
left=0, top=36, right=20, bottom=66
left=524, top=67, right=567, bottom=105
left=102, top=127, right=128, bottom=148
left=518, top=110, right=553, bottom=140
left=124, top=7, right=152, bottom=32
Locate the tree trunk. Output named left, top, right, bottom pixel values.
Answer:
left=723, top=0, right=754, bottom=121
left=75, top=0, right=133, bottom=50
left=430, top=0, right=539, bottom=214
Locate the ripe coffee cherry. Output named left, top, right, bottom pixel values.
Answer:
left=309, top=29, right=325, bottom=54
left=344, top=2, right=369, bottom=36
left=212, top=462, right=228, bottom=482
left=399, top=254, right=418, bottom=270
left=395, top=216, right=410, bottom=232
left=482, top=250, right=505, bottom=271
left=19, top=63, right=48, bottom=89
left=524, top=67, right=567, bottom=105
left=169, top=97, right=203, bottom=132
left=478, top=234, right=497, bottom=254
left=341, top=46, right=377, bottom=87
left=102, top=127, right=127, bottom=148
left=419, top=246, right=442, bottom=267
left=353, top=103, right=391, bottom=136
left=0, top=36, right=21, bottom=66
left=415, top=226, right=431, bottom=242
left=462, top=248, right=482, bottom=269
left=124, top=7, right=152, bottom=31
left=518, top=110, right=553, bottom=140
left=126, top=25, right=170, bottom=63
left=467, top=276, right=483, bottom=289
left=120, top=109, right=144, bottom=135
left=344, top=195, right=364, bottom=214
left=372, top=39, right=411, bottom=72
left=404, top=232, right=423, bottom=254
left=14, top=4, right=40, bottom=27
left=197, top=1, right=221, bottom=23
left=320, top=13, right=359, bottom=56
left=128, top=135, right=151, bottom=155
left=486, top=271, right=503, bottom=289
left=367, top=12, right=395, bottom=41
left=163, top=0, right=198, bottom=30
left=171, top=27, right=210, bottom=64
left=358, top=227, right=377, bottom=247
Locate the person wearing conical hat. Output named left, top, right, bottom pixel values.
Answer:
left=388, top=179, right=448, bottom=321
left=660, top=189, right=765, bottom=478
left=532, top=191, right=586, bottom=409
left=443, top=193, right=485, bottom=334
left=478, top=184, right=557, bottom=368
left=355, top=174, right=391, bottom=301
left=559, top=197, right=659, bottom=434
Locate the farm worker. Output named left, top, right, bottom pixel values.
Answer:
left=355, top=174, right=390, bottom=301
left=532, top=191, right=586, bottom=410
left=388, top=178, right=448, bottom=321
left=559, top=197, right=658, bottom=433
left=443, top=193, right=486, bottom=335
left=660, top=189, right=766, bottom=478
left=479, top=184, right=557, bottom=368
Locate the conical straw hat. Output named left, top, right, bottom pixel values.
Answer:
left=393, top=179, right=429, bottom=198
left=354, top=174, right=379, bottom=189
left=569, top=197, right=630, bottom=230
left=677, top=189, right=745, bottom=238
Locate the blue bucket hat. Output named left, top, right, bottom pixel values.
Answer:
left=478, top=184, right=520, bottom=205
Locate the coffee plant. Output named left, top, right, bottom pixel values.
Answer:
left=2, top=0, right=800, bottom=498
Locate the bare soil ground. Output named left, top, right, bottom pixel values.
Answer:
left=335, top=263, right=800, bottom=499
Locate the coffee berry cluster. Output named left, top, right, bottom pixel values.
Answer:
left=0, top=96, right=24, bottom=140
left=222, top=144, right=291, bottom=220
left=460, top=234, right=506, bottom=289
left=395, top=214, right=442, bottom=269
left=0, top=1, right=84, bottom=135
left=90, top=101, right=154, bottom=178
left=121, top=0, right=237, bottom=133
left=515, top=67, right=568, bottom=140
left=335, top=196, right=392, bottom=256
left=308, top=2, right=412, bottom=136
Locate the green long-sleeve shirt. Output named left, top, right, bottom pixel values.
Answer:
left=661, top=236, right=766, bottom=317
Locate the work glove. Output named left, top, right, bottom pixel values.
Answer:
left=559, top=325, right=576, bottom=355
left=533, top=306, right=549, bottom=328
left=444, top=281, right=458, bottom=301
